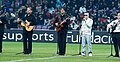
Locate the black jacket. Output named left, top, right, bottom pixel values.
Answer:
left=0, top=16, right=7, bottom=29
left=54, top=14, right=70, bottom=34
left=22, top=14, right=36, bottom=32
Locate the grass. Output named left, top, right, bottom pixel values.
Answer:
left=0, top=41, right=120, bottom=62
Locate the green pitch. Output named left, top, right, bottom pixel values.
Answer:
left=0, top=41, right=120, bottom=62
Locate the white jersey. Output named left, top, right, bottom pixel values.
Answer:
left=80, top=18, right=93, bottom=35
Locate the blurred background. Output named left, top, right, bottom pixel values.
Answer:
left=0, top=0, right=120, bottom=31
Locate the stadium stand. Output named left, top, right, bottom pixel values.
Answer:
left=0, top=0, right=120, bottom=31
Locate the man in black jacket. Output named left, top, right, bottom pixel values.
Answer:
left=107, top=12, right=120, bottom=57
left=21, top=7, right=36, bottom=54
left=0, top=13, right=7, bottom=54
left=54, top=8, right=70, bottom=55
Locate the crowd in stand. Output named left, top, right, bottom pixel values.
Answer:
left=0, top=0, right=120, bottom=31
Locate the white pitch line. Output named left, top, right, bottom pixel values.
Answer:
left=2, top=55, right=73, bottom=62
